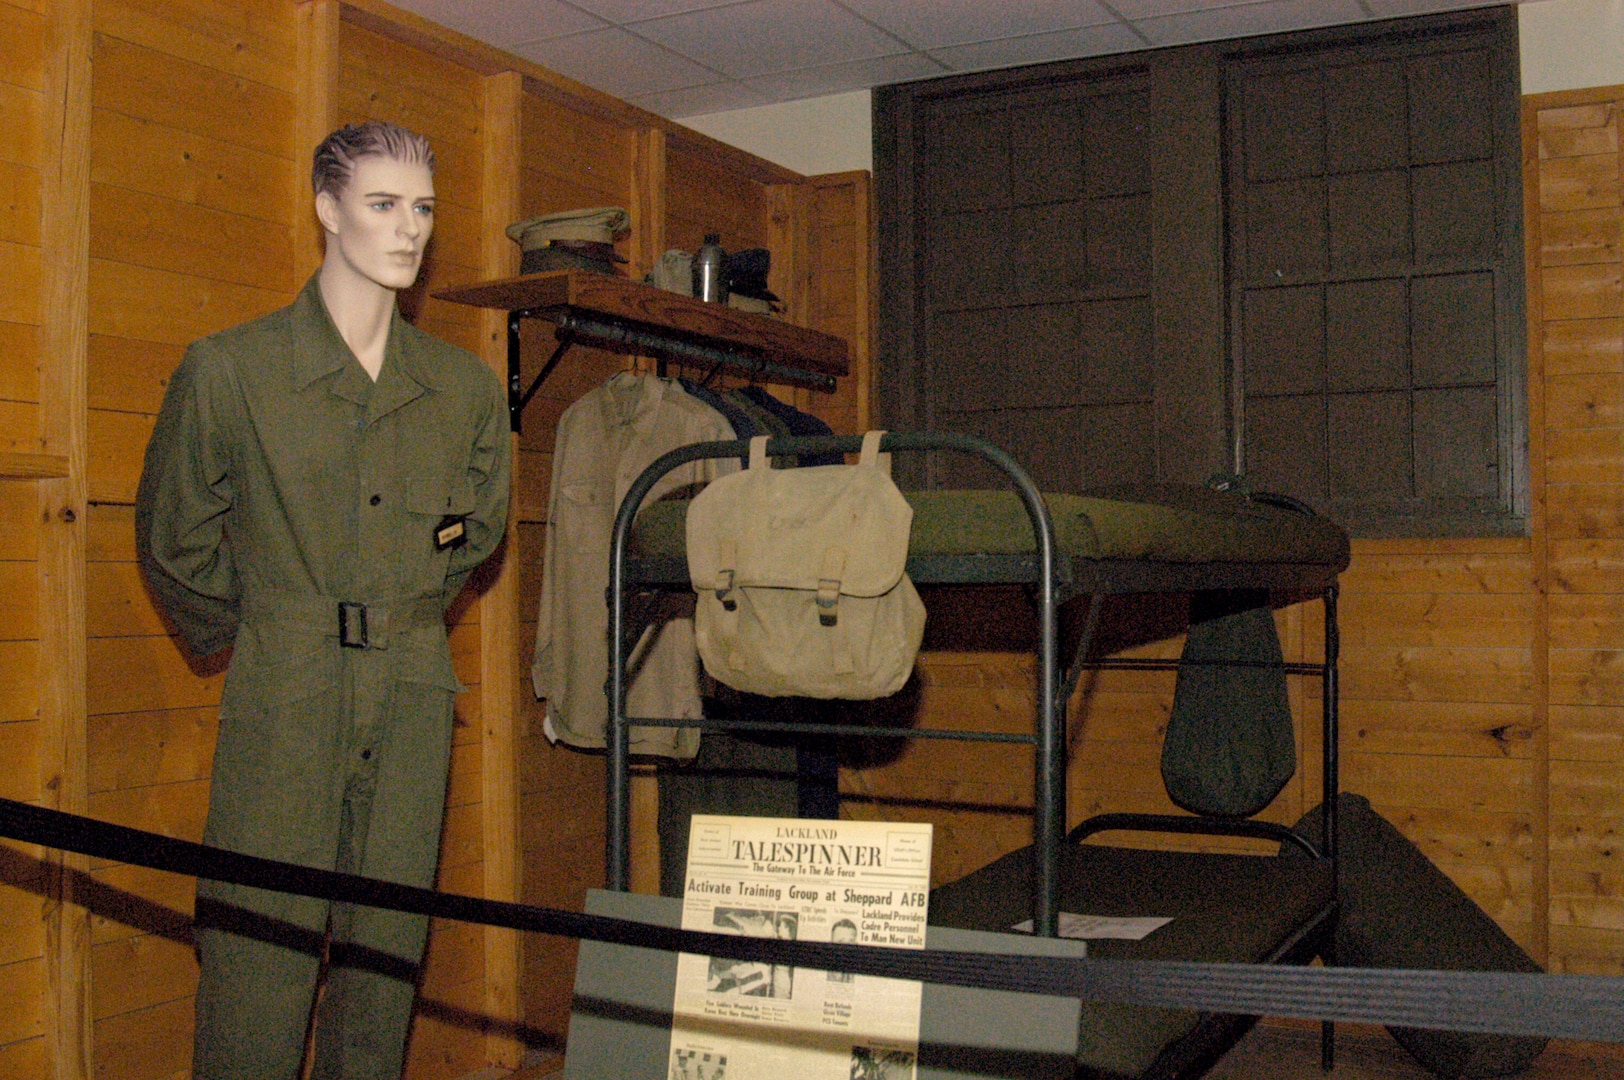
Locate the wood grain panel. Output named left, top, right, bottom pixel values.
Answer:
left=1544, top=317, right=1624, bottom=376
left=0, top=561, right=38, bottom=640
left=1341, top=697, right=1536, bottom=758
left=88, top=259, right=288, bottom=347
left=520, top=93, right=632, bottom=204
left=0, top=1036, right=43, bottom=1080
left=1542, top=261, right=1624, bottom=321
left=86, top=862, right=193, bottom=945
left=1546, top=372, right=1624, bottom=428
left=445, top=738, right=480, bottom=808
left=0, top=321, right=41, bottom=403
left=90, top=106, right=295, bottom=225
left=1548, top=924, right=1624, bottom=975
left=89, top=931, right=196, bottom=1022
left=336, top=21, right=480, bottom=143
left=0, top=957, right=44, bottom=1043
left=1535, top=102, right=1619, bottom=159
left=87, top=708, right=217, bottom=794
left=1539, top=153, right=1623, bottom=212
left=1550, top=592, right=1624, bottom=649
left=87, top=334, right=181, bottom=417
left=1550, top=647, right=1624, bottom=707
left=0, top=719, right=39, bottom=801
left=1544, top=426, right=1624, bottom=484
left=86, top=408, right=154, bottom=505
left=0, top=872, right=44, bottom=966
left=1549, top=704, right=1624, bottom=763
left=1333, top=591, right=1533, bottom=648
left=91, top=996, right=192, bottom=1080
left=91, top=32, right=293, bottom=159
left=665, top=145, right=768, bottom=254
left=85, top=637, right=222, bottom=716
left=86, top=561, right=169, bottom=639
left=0, top=1, right=43, bottom=91
left=1551, top=758, right=1624, bottom=817
left=1541, top=206, right=1623, bottom=266
left=93, top=0, right=294, bottom=92
left=89, top=183, right=294, bottom=294
left=1543, top=482, right=1624, bottom=540
left=438, top=800, right=481, bottom=870
left=0, top=640, right=39, bottom=722
left=86, top=780, right=210, bottom=857
left=0, top=82, right=43, bottom=169
left=1337, top=644, right=1534, bottom=703
left=86, top=504, right=135, bottom=564
left=0, top=399, right=41, bottom=453
left=0, top=160, right=41, bottom=247
left=0, top=239, right=42, bottom=326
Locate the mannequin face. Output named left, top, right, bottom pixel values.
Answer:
left=315, top=155, right=435, bottom=292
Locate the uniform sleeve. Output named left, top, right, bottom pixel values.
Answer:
left=444, top=365, right=511, bottom=593
left=134, top=345, right=241, bottom=657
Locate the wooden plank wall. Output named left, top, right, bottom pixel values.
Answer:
left=6, top=0, right=866, bottom=1075
left=0, top=0, right=49, bottom=1075
left=1530, top=88, right=1624, bottom=978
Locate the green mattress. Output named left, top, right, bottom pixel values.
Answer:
left=632, top=485, right=1350, bottom=572
left=928, top=844, right=1336, bottom=1078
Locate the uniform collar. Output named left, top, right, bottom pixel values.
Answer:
left=290, top=274, right=431, bottom=419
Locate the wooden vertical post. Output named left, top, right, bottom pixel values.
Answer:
left=849, top=173, right=875, bottom=433
left=628, top=128, right=667, bottom=281
left=294, top=0, right=340, bottom=282
left=627, top=126, right=666, bottom=893
left=1520, top=98, right=1551, bottom=967
left=479, top=68, right=525, bottom=1071
left=39, top=0, right=93, bottom=1077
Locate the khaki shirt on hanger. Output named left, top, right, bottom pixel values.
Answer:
left=532, top=371, right=737, bottom=758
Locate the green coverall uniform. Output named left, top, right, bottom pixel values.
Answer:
left=135, top=274, right=511, bottom=1080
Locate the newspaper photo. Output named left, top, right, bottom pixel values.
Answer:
left=667, top=815, right=933, bottom=1080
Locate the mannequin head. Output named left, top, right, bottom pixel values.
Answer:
left=313, top=122, right=436, bottom=294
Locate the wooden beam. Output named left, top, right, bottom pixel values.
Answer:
left=1522, top=96, right=1552, bottom=969
left=39, top=0, right=93, bottom=1076
left=478, top=67, right=524, bottom=1073
left=628, top=127, right=666, bottom=281
left=294, top=0, right=340, bottom=283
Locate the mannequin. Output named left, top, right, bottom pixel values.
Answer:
left=135, top=121, right=510, bottom=1080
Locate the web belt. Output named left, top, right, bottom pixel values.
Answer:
left=3, top=797, right=1620, bottom=1043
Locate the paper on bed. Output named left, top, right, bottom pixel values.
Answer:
left=1011, top=913, right=1173, bottom=941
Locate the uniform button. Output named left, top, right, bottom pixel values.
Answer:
left=361, top=749, right=373, bottom=760
left=369, top=494, right=381, bottom=506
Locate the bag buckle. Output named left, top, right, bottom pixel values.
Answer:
left=714, top=569, right=736, bottom=611
left=338, top=601, right=369, bottom=648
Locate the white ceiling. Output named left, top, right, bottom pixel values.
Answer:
left=394, top=0, right=1506, bottom=119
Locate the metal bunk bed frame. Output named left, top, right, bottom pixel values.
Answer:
left=604, top=430, right=1342, bottom=951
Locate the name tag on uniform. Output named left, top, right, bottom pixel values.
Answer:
left=435, top=514, right=468, bottom=551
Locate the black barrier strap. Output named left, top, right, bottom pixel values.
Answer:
left=4, top=797, right=1621, bottom=1043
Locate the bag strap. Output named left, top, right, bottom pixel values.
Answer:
left=860, top=429, right=890, bottom=475
left=747, top=435, right=770, bottom=470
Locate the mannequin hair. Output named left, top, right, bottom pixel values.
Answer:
left=311, top=121, right=435, bottom=198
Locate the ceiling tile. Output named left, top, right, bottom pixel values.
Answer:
left=512, top=26, right=723, bottom=97
left=741, top=52, right=948, bottom=103
left=1131, top=0, right=1371, bottom=47
left=393, top=0, right=606, bottom=44
left=632, top=81, right=773, bottom=118
left=836, top=0, right=1115, bottom=50
left=567, top=0, right=734, bottom=22
left=929, top=22, right=1149, bottom=72
left=1104, top=0, right=1254, bottom=18
left=632, top=0, right=907, bottom=78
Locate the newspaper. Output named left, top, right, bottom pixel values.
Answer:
left=667, top=815, right=933, bottom=1080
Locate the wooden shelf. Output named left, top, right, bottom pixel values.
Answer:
left=0, top=452, right=70, bottom=480
left=436, top=269, right=850, bottom=379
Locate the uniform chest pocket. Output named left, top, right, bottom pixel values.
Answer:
left=406, top=475, right=476, bottom=518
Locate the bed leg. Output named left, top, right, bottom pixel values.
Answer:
left=1321, top=1019, right=1335, bottom=1072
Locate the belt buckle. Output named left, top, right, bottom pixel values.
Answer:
left=338, top=601, right=368, bottom=649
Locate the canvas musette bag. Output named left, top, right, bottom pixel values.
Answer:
left=686, top=431, right=925, bottom=699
